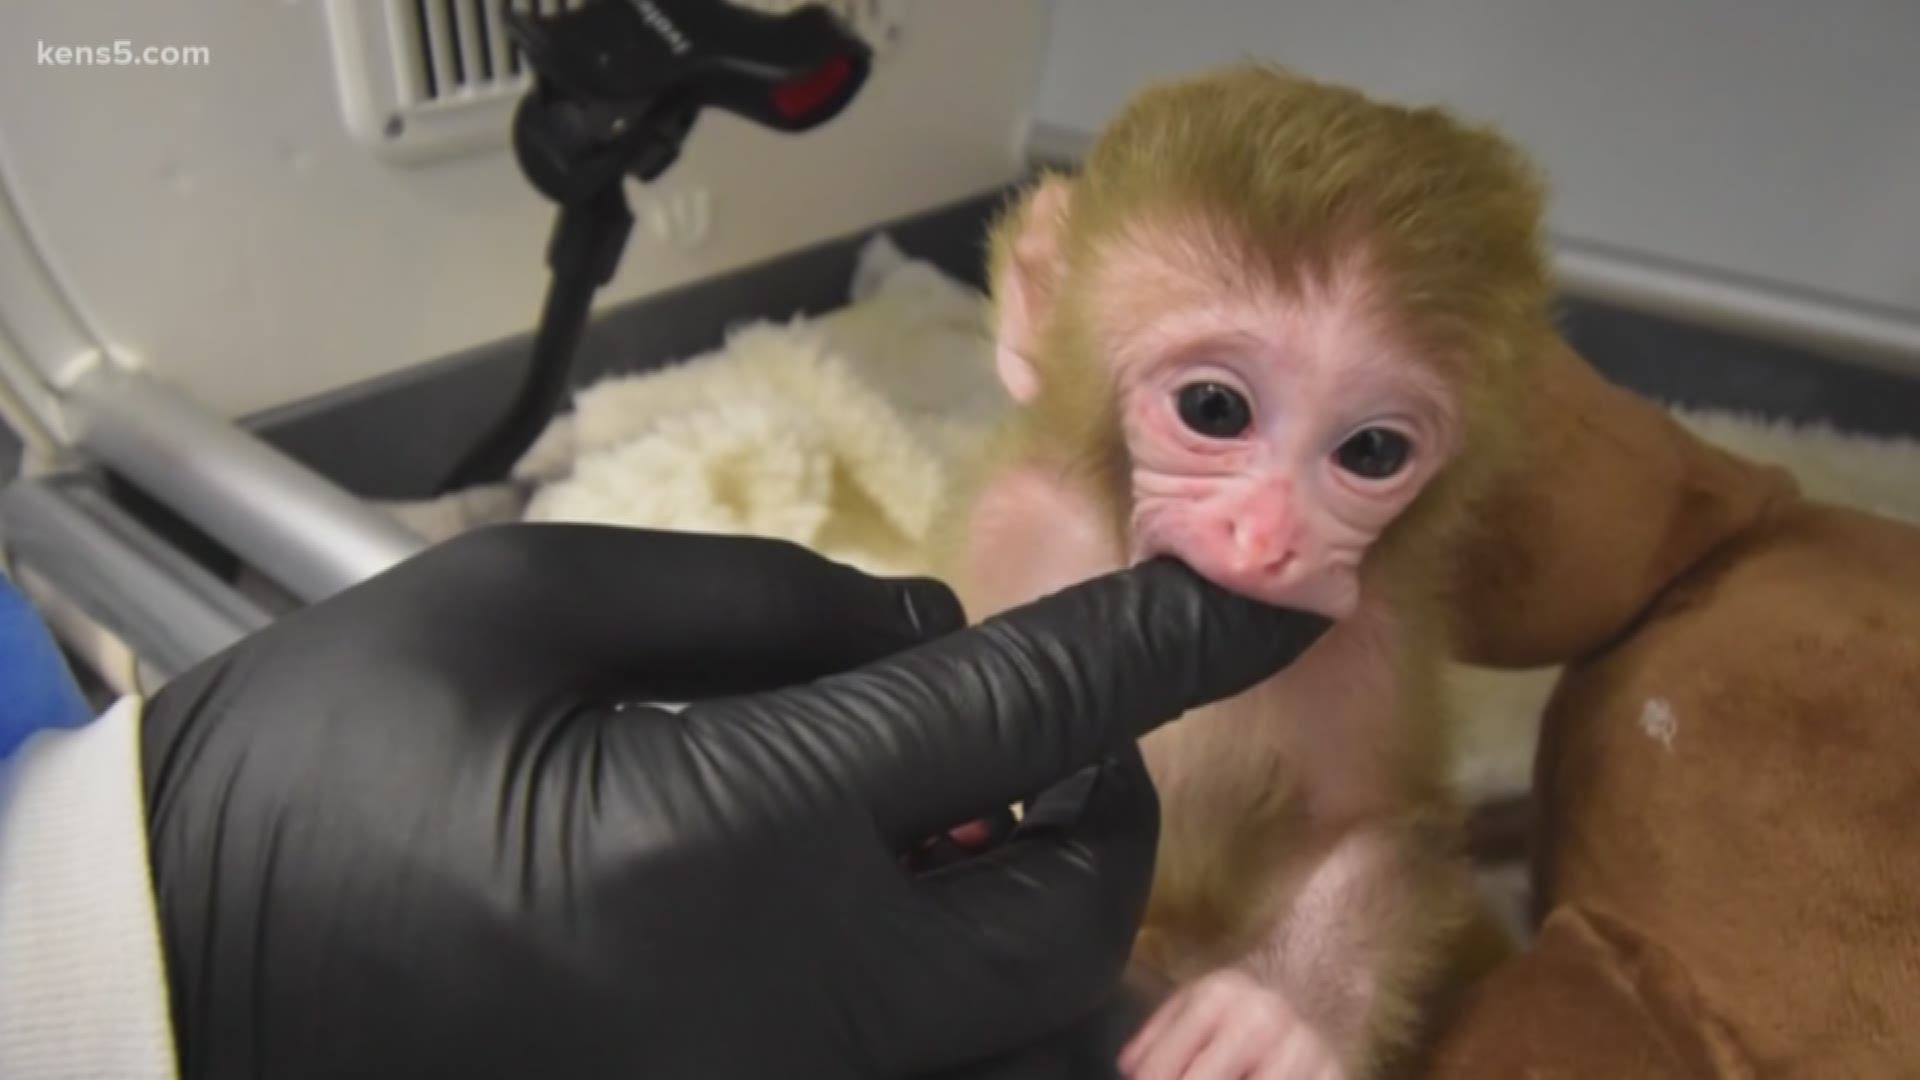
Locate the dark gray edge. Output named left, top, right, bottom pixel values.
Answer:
left=1555, top=300, right=1920, bottom=439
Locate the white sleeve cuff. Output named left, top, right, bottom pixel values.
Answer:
left=0, top=696, right=179, bottom=1079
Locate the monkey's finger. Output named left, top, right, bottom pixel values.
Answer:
left=688, top=557, right=1328, bottom=848
left=1117, top=988, right=1193, bottom=1075
left=852, top=748, right=1162, bottom=1074
left=1173, top=1016, right=1269, bottom=1080
left=1121, top=985, right=1232, bottom=1080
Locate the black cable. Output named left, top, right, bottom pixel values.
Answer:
left=431, top=0, right=870, bottom=495
left=437, top=184, right=633, bottom=494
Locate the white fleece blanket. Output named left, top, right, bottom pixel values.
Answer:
left=381, top=235, right=1920, bottom=803
left=386, top=236, right=1007, bottom=579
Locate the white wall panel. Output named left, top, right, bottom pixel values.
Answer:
left=1029, top=0, right=1920, bottom=371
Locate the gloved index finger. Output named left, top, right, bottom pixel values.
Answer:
left=689, top=558, right=1329, bottom=847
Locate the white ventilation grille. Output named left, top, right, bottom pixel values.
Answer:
left=325, top=0, right=587, bottom=164
left=326, top=0, right=901, bottom=164
left=394, top=0, right=593, bottom=106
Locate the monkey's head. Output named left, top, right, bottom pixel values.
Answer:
left=989, top=65, right=1554, bottom=620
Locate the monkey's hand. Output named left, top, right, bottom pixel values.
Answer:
left=1118, top=969, right=1347, bottom=1080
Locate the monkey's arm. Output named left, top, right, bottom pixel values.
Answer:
left=1446, top=338, right=1796, bottom=668
left=1253, top=815, right=1501, bottom=1076
left=1122, top=814, right=1503, bottom=1080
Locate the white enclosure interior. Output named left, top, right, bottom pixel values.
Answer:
left=3, top=0, right=1918, bottom=423
left=0, top=0, right=1047, bottom=418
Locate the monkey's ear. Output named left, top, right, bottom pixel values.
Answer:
left=990, top=175, right=1074, bottom=405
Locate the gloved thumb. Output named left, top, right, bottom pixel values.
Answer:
left=847, top=746, right=1161, bottom=1075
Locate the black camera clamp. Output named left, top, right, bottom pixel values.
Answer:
left=438, top=0, right=872, bottom=494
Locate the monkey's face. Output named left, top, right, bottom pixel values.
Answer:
left=1101, top=257, right=1459, bottom=621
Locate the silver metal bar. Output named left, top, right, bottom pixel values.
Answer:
left=62, top=362, right=427, bottom=603
left=1024, top=121, right=1920, bottom=380
left=0, top=476, right=274, bottom=680
left=10, top=561, right=149, bottom=700
left=0, top=321, right=61, bottom=464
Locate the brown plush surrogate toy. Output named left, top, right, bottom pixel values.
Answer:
left=1419, top=333, right=1920, bottom=1077
left=932, top=65, right=1560, bottom=1079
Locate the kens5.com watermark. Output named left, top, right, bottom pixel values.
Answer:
left=37, top=40, right=211, bottom=67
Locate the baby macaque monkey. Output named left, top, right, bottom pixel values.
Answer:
left=935, top=65, right=1556, bottom=1079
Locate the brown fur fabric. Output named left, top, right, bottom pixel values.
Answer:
left=1446, top=337, right=1800, bottom=668
left=1424, top=342, right=1920, bottom=1077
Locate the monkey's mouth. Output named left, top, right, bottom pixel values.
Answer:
left=1135, top=539, right=1358, bottom=621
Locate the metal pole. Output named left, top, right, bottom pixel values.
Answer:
left=0, top=477, right=274, bottom=678
left=62, top=361, right=427, bottom=602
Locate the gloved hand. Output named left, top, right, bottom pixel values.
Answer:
left=140, top=524, right=1327, bottom=1078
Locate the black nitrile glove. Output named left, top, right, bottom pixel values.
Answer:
left=140, top=524, right=1328, bottom=1078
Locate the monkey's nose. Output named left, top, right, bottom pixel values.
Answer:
left=1228, top=515, right=1293, bottom=573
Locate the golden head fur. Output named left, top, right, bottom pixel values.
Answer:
left=984, top=63, right=1560, bottom=593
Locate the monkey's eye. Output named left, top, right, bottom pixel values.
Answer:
left=1334, top=427, right=1412, bottom=480
left=1175, top=382, right=1253, bottom=439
